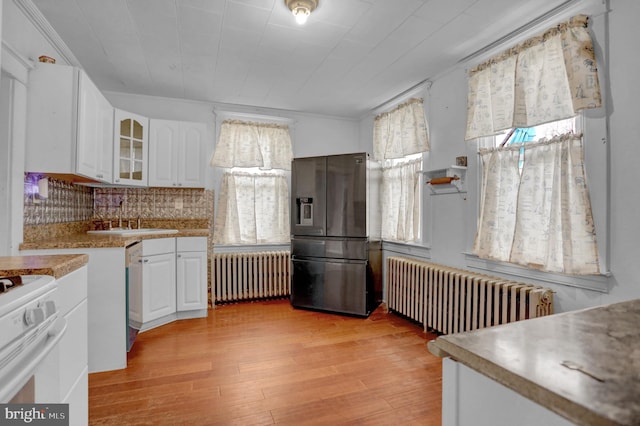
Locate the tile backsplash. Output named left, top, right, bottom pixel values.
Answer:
left=93, top=187, right=213, bottom=221
left=24, top=174, right=213, bottom=226
left=24, top=174, right=93, bottom=225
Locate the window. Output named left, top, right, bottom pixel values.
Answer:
left=373, top=98, right=430, bottom=243
left=210, top=119, right=292, bottom=245
left=380, top=153, right=422, bottom=242
left=494, top=117, right=578, bottom=171
left=468, top=15, right=604, bottom=276
left=475, top=120, right=600, bottom=275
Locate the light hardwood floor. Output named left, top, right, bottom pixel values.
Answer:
left=89, top=300, right=442, bottom=425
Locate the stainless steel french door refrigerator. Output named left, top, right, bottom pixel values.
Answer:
left=290, top=152, right=382, bottom=317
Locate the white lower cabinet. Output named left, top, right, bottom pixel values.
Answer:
left=130, top=238, right=176, bottom=330
left=143, top=251, right=176, bottom=321
left=57, top=265, right=89, bottom=426
left=177, top=237, right=208, bottom=311
left=130, top=237, right=207, bottom=332
left=442, top=358, right=572, bottom=426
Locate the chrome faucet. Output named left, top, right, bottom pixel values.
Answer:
left=118, top=200, right=124, bottom=228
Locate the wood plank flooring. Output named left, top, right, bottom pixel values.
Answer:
left=88, top=300, right=443, bottom=425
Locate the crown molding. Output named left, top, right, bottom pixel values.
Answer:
left=12, top=0, right=82, bottom=67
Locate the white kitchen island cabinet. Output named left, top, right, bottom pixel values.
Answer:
left=429, top=299, right=640, bottom=426
left=26, top=63, right=113, bottom=183
left=148, top=119, right=207, bottom=188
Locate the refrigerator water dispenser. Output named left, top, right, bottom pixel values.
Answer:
left=297, top=197, right=313, bottom=226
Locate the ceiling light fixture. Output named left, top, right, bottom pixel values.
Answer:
left=285, top=0, right=318, bottom=25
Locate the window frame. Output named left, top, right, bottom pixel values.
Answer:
left=460, top=1, right=611, bottom=293
left=211, top=111, right=294, bottom=252
left=465, top=112, right=611, bottom=293
left=379, top=152, right=424, bottom=244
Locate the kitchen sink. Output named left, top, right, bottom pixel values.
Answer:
left=87, top=228, right=179, bottom=236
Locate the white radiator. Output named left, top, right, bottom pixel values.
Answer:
left=213, top=251, right=291, bottom=304
left=386, top=256, right=553, bottom=334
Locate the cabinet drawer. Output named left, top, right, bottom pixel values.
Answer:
left=57, top=266, right=88, bottom=316
left=176, top=237, right=207, bottom=252
left=142, top=238, right=175, bottom=255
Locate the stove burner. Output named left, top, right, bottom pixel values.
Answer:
left=0, top=275, right=23, bottom=294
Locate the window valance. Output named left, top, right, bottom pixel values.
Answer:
left=465, top=15, right=602, bottom=141
left=373, top=98, right=430, bottom=160
left=210, top=120, right=293, bottom=170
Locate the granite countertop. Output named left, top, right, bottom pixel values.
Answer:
left=19, top=229, right=209, bottom=250
left=428, top=299, right=640, bottom=425
left=0, top=254, right=89, bottom=279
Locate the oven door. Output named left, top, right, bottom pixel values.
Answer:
left=0, top=318, right=67, bottom=403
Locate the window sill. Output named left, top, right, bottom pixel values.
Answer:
left=213, top=243, right=290, bottom=253
left=382, top=240, right=431, bottom=260
left=464, top=253, right=611, bottom=293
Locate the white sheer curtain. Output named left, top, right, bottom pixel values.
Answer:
left=465, top=15, right=601, bottom=140
left=214, top=171, right=290, bottom=245
left=211, top=119, right=292, bottom=245
left=474, top=148, right=521, bottom=261
left=510, top=135, right=599, bottom=274
left=474, top=133, right=599, bottom=275
left=380, top=157, right=422, bottom=242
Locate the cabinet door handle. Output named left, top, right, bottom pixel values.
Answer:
left=138, top=259, right=149, bottom=263
left=177, top=254, right=181, bottom=258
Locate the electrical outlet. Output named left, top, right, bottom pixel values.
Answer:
left=175, top=197, right=183, bottom=210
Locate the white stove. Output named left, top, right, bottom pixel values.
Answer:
left=0, top=274, right=65, bottom=402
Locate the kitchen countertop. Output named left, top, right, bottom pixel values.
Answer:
left=0, top=254, right=89, bottom=279
left=428, top=299, right=640, bottom=426
left=19, top=229, right=209, bottom=250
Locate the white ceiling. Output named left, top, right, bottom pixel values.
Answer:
left=31, top=0, right=571, bottom=118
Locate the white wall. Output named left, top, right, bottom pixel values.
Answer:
left=366, top=1, right=640, bottom=313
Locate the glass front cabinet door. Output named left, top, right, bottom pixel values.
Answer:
left=114, top=109, right=149, bottom=186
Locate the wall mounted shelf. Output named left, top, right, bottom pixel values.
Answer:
left=422, top=166, right=467, bottom=194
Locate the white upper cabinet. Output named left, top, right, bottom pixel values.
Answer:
left=113, top=109, right=149, bottom=186
left=77, top=71, right=113, bottom=182
left=148, top=119, right=207, bottom=188
left=26, top=63, right=113, bottom=183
